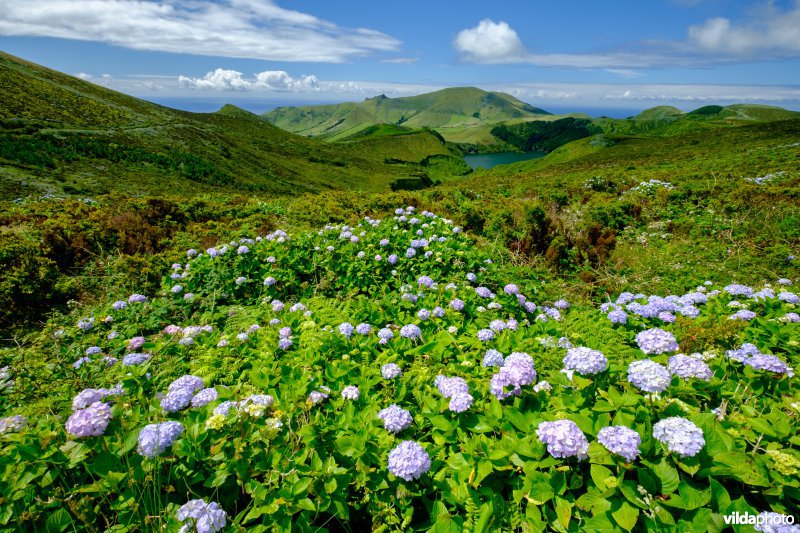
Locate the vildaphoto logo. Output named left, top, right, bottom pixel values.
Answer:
left=723, top=511, right=795, bottom=527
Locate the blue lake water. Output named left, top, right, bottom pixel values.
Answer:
left=463, top=151, right=547, bottom=170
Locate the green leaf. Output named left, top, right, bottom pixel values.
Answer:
left=581, top=512, right=620, bottom=532
left=474, top=502, right=494, bottom=533
left=554, top=497, right=572, bottom=530
left=591, top=464, right=614, bottom=490
left=45, top=508, right=73, bottom=532
left=649, top=459, right=679, bottom=495
left=611, top=502, right=639, bottom=531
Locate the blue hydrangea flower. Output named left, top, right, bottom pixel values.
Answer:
left=554, top=299, right=570, bottom=309
left=338, top=322, right=355, bottom=338
left=417, top=308, right=431, bottom=321
left=377, top=327, right=394, bottom=344
left=482, top=349, right=505, bottom=367
left=668, top=354, right=713, bottom=381
left=627, top=359, right=672, bottom=393
left=0, top=415, right=27, bottom=434
left=778, top=291, right=799, bottom=304
left=72, top=387, right=122, bottom=410
left=77, top=318, right=94, bottom=331
left=477, top=329, right=495, bottom=342
left=309, top=390, right=328, bottom=405
left=563, top=347, right=608, bottom=376
left=729, top=309, right=757, bottom=321
left=378, top=404, right=413, bottom=433
left=263, top=276, right=276, bottom=286
left=387, top=441, right=431, bottom=481
left=161, top=387, right=195, bottom=413
left=112, top=300, right=128, bottom=310
left=608, top=309, right=628, bottom=324
left=122, top=352, right=151, bottom=366
left=128, top=294, right=147, bottom=304
left=213, top=401, right=237, bottom=416
left=504, top=284, right=520, bottom=295
left=725, top=342, right=762, bottom=362
left=355, top=323, right=372, bottom=335
left=536, top=420, right=589, bottom=460
left=753, top=511, right=798, bottom=532
left=177, top=499, right=227, bottom=533
left=381, top=363, right=402, bottom=379
left=191, top=388, right=218, bottom=408
left=652, top=417, right=704, bottom=457
left=723, top=284, right=753, bottom=297
left=169, top=375, right=204, bottom=393
left=597, top=426, right=641, bottom=462
left=475, top=287, right=494, bottom=298
left=400, top=324, right=422, bottom=340
left=635, top=328, right=679, bottom=354
left=449, top=299, right=465, bottom=311
left=432, top=306, right=445, bottom=318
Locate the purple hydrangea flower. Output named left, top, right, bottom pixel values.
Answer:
left=597, top=426, right=641, bottom=462
left=784, top=312, right=800, bottom=323
left=636, top=328, right=679, bottom=355
left=490, top=352, right=536, bottom=400
left=169, top=375, right=204, bottom=393
left=745, top=354, right=793, bottom=375
left=387, top=441, right=431, bottom=481
left=161, top=387, right=195, bottom=413
left=432, top=306, right=445, bottom=318
left=563, top=347, right=608, bottom=376
left=753, top=512, right=798, bottom=532
left=724, top=284, right=753, bottom=297
left=377, top=327, right=394, bottom=344
left=378, top=404, right=413, bottom=433
left=72, top=357, right=91, bottom=369
left=554, top=299, right=570, bottom=310
left=277, top=337, right=293, bottom=350
left=309, top=391, right=328, bottom=405
left=449, top=393, right=474, bottom=413
left=652, top=417, right=704, bottom=457
left=536, top=420, right=589, bottom=460
left=504, top=284, right=520, bottom=295
left=417, top=308, right=431, bottom=321
left=388, top=254, right=399, bottom=265
left=475, top=287, right=494, bottom=298
left=191, top=388, right=218, bottom=408
left=127, top=336, right=145, bottom=351
left=729, top=309, right=756, bottom=321
left=627, top=359, right=672, bottom=393
left=436, top=376, right=469, bottom=398
left=381, top=363, right=402, bottom=380
left=341, top=386, right=360, bottom=400
left=725, top=342, right=762, bottom=362
left=779, top=291, right=800, bottom=304
left=128, top=294, right=147, bottom=304
left=0, top=415, right=27, bottom=434
left=489, top=319, right=506, bottom=332
left=213, top=401, right=237, bottom=416
left=449, top=299, right=465, bottom=311
left=418, top=275, right=434, bottom=288
left=65, top=402, right=112, bottom=437
left=177, top=499, right=227, bottom=533
left=668, top=354, right=713, bottom=381
left=355, top=323, right=372, bottom=335
left=72, top=387, right=121, bottom=410
left=77, top=318, right=94, bottom=331
left=466, top=273, right=477, bottom=282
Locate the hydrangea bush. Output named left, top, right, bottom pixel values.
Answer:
left=0, top=205, right=798, bottom=531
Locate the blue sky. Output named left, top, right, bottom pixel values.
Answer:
left=2, top=0, right=800, bottom=114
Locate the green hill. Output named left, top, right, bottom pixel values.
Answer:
left=263, top=87, right=552, bottom=143
left=0, top=51, right=455, bottom=199
left=633, top=105, right=684, bottom=120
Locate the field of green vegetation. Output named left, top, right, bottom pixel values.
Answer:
left=1, top=52, right=800, bottom=532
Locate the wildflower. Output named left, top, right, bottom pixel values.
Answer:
left=213, top=401, right=237, bottom=416
left=387, top=441, right=431, bottom=481
left=482, top=349, right=504, bottom=368
left=635, top=328, right=679, bottom=354
left=729, top=309, right=756, bottom=321
left=122, top=352, right=151, bottom=366
left=608, top=309, right=628, bottom=324
left=137, top=422, right=184, bottom=458
left=745, top=354, right=793, bottom=376
left=536, top=420, right=589, bottom=460
left=177, top=499, right=227, bottom=533
left=237, top=245, right=249, bottom=254
left=381, top=363, right=402, bottom=380
left=161, top=387, right=195, bottom=413
left=652, top=417, right=704, bottom=458
left=490, top=352, right=536, bottom=400
left=72, top=357, right=90, bottom=369
left=128, top=294, right=147, bottom=304
left=432, top=306, right=445, bottom=318
left=449, top=393, right=473, bottom=413
left=597, top=426, right=641, bottom=462
left=378, top=404, right=413, bottom=433
left=477, top=329, right=495, bottom=342
left=563, top=347, right=608, bottom=376
left=355, top=323, right=372, bottom=335
left=66, top=402, right=112, bottom=438
left=309, top=390, right=328, bottom=405
left=627, top=359, right=672, bottom=393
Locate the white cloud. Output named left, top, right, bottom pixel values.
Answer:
left=178, top=69, right=320, bottom=92
left=688, top=3, right=800, bottom=57
left=455, top=5, right=800, bottom=68
left=454, top=20, right=527, bottom=63
left=380, top=57, right=420, bottom=64
left=0, top=0, right=400, bottom=63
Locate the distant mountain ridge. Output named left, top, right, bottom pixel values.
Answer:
left=262, top=87, right=552, bottom=142
left=0, top=51, right=456, bottom=199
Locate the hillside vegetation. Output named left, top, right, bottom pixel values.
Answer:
left=0, top=52, right=457, bottom=199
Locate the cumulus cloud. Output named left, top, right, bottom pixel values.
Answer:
left=688, top=3, right=800, bottom=57
left=455, top=5, right=800, bottom=68
left=179, top=69, right=320, bottom=92
left=0, top=0, right=400, bottom=62
left=454, top=20, right=527, bottom=63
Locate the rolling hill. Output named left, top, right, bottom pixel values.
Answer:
left=262, top=87, right=552, bottom=143
left=0, top=51, right=457, bottom=199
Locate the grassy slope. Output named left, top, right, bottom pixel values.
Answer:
left=0, top=51, right=452, bottom=199
left=262, top=87, right=553, bottom=142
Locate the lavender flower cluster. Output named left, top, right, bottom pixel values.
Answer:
left=536, top=420, right=589, bottom=460
left=652, top=417, right=705, bottom=457
left=563, top=347, right=608, bottom=376
left=635, top=328, right=679, bottom=355
left=490, top=352, right=536, bottom=400
left=137, top=421, right=184, bottom=458
left=597, top=426, right=641, bottom=462
left=176, top=499, right=227, bottom=533
left=378, top=404, right=413, bottom=433
left=387, top=440, right=431, bottom=481
left=627, top=359, right=672, bottom=393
